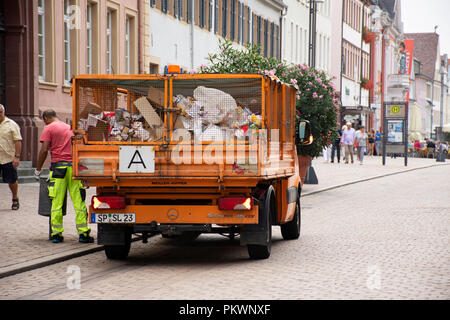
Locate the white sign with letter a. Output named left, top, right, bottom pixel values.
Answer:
left=119, top=146, right=155, bottom=173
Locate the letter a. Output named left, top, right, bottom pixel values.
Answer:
left=128, top=150, right=147, bottom=169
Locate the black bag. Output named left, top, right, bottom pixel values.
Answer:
left=38, top=177, right=67, bottom=217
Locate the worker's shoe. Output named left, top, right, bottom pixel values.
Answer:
left=79, top=233, right=94, bottom=243
left=51, top=234, right=64, bottom=243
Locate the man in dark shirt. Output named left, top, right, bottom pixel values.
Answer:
left=426, top=139, right=436, bottom=149
left=331, top=127, right=343, bottom=163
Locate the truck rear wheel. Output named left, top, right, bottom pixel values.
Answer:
left=247, top=188, right=273, bottom=260
left=281, top=198, right=301, bottom=240
left=104, top=230, right=131, bottom=260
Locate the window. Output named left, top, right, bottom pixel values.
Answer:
left=263, top=19, right=268, bottom=57
left=174, top=0, right=183, bottom=19
left=63, top=0, right=71, bottom=85
left=257, top=16, right=261, bottom=46
left=162, top=0, right=168, bottom=13
left=343, top=40, right=361, bottom=81
left=238, top=2, right=242, bottom=44
left=187, top=0, right=193, bottom=24
left=149, top=63, right=159, bottom=74
left=106, top=10, right=112, bottom=74
left=125, top=18, right=130, bottom=74
left=222, top=0, right=228, bottom=38
left=426, top=83, right=432, bottom=100
left=270, top=22, right=274, bottom=58
left=38, top=0, right=45, bottom=81
left=150, top=0, right=156, bottom=8
left=199, top=0, right=206, bottom=28
left=247, top=7, right=251, bottom=44
left=362, top=51, right=370, bottom=80
left=214, top=0, right=219, bottom=34
left=209, top=0, right=213, bottom=30
left=86, top=3, right=92, bottom=74
left=230, top=0, right=235, bottom=41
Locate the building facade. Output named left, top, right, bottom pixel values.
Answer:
left=0, top=0, right=140, bottom=165
left=340, top=0, right=372, bottom=129
left=145, top=0, right=285, bottom=73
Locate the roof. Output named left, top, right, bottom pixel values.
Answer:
left=404, top=33, right=439, bottom=79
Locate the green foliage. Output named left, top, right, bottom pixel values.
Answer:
left=199, top=39, right=339, bottom=158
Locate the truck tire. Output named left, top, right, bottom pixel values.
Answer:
left=247, top=188, right=273, bottom=260
left=281, top=198, right=301, bottom=240
left=104, top=230, right=131, bottom=260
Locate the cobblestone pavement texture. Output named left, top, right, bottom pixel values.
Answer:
left=0, top=156, right=448, bottom=299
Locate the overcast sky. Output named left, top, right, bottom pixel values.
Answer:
left=401, top=0, right=450, bottom=58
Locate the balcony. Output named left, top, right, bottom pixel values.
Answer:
left=388, top=74, right=410, bottom=89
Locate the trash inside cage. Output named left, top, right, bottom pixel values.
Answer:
left=75, top=77, right=263, bottom=143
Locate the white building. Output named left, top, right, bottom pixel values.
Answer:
left=144, top=0, right=286, bottom=74
left=282, top=0, right=332, bottom=74
left=340, top=0, right=372, bottom=128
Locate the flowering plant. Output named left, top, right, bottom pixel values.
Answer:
left=199, top=39, right=338, bottom=158
left=280, top=64, right=339, bottom=157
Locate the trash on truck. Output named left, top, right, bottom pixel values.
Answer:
left=77, top=85, right=262, bottom=142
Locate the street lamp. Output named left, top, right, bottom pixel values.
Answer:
left=308, top=0, right=324, bottom=68
left=436, top=54, right=447, bottom=162
left=304, top=0, right=324, bottom=184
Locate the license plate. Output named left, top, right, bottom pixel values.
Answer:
left=91, top=213, right=136, bottom=223
left=119, top=146, right=155, bottom=173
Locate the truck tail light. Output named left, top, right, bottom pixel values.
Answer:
left=218, top=197, right=253, bottom=211
left=92, top=196, right=126, bottom=209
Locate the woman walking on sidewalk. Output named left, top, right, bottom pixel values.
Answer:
left=354, top=126, right=369, bottom=165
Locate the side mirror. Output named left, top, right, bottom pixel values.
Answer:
left=297, top=120, right=313, bottom=145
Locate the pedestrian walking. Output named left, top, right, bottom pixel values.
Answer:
left=340, top=122, right=356, bottom=164
left=322, top=143, right=332, bottom=163
left=331, top=126, right=342, bottom=163
left=375, top=130, right=382, bottom=156
left=368, top=129, right=375, bottom=156
left=35, top=109, right=93, bottom=243
left=354, top=126, right=368, bottom=165
left=0, top=104, right=22, bottom=210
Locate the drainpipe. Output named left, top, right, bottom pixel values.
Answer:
left=279, top=7, right=287, bottom=60
left=190, top=0, right=194, bottom=70
left=138, top=0, right=143, bottom=73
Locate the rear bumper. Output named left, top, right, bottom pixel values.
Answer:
left=89, top=204, right=259, bottom=225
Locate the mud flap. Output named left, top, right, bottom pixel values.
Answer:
left=98, top=224, right=130, bottom=245
left=240, top=186, right=274, bottom=246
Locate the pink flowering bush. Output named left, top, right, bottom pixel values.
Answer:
left=280, top=64, right=339, bottom=157
left=200, top=39, right=338, bottom=157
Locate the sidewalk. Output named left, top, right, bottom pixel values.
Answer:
left=0, top=156, right=448, bottom=278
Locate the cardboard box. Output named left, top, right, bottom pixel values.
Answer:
left=174, top=115, right=185, bottom=129
left=147, top=86, right=165, bottom=107
left=87, top=118, right=109, bottom=141
left=80, top=102, right=102, bottom=119
left=134, top=97, right=164, bottom=141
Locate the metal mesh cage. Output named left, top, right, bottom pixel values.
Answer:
left=75, top=76, right=263, bottom=144
left=171, top=77, right=262, bottom=142
left=76, top=78, right=166, bottom=142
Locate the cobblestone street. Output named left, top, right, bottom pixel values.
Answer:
left=0, top=158, right=448, bottom=300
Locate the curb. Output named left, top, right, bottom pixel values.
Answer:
left=302, top=162, right=450, bottom=197
left=0, top=245, right=104, bottom=279
left=0, top=237, right=143, bottom=279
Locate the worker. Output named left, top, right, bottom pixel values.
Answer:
left=35, top=109, right=93, bottom=243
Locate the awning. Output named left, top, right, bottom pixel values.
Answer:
left=409, top=132, right=423, bottom=141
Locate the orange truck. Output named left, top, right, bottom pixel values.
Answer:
left=71, top=73, right=312, bottom=260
